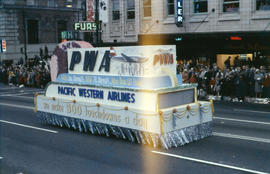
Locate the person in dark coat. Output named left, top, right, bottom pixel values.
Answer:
left=254, top=69, right=264, bottom=98
left=234, top=73, right=246, bottom=101
left=223, top=74, right=234, bottom=99
left=262, top=73, right=270, bottom=98
left=234, top=56, right=240, bottom=68
left=224, top=56, right=231, bottom=69
left=248, top=68, right=255, bottom=97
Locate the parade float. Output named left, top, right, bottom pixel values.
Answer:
left=35, top=41, right=213, bottom=149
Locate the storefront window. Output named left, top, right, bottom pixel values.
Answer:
left=167, top=0, right=175, bottom=16
left=112, top=0, right=120, bottom=20
left=256, top=0, right=270, bottom=10
left=223, top=0, right=239, bottom=13
left=127, top=0, right=135, bottom=19
left=48, top=0, right=56, bottom=7
left=194, top=0, right=208, bottom=13
left=27, top=0, right=37, bottom=6
left=27, top=19, right=39, bottom=44
left=57, top=20, right=67, bottom=43
left=143, top=0, right=151, bottom=17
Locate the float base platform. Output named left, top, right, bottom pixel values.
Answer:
left=36, top=110, right=212, bottom=149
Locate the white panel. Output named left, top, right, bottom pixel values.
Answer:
left=46, top=83, right=158, bottom=112
left=67, top=45, right=177, bottom=77
left=37, top=96, right=161, bottom=134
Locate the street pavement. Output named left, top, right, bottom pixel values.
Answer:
left=0, top=84, right=270, bottom=174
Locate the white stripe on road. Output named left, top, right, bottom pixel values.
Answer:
left=0, top=89, right=44, bottom=95
left=0, top=87, right=17, bottom=90
left=16, top=89, right=44, bottom=93
left=152, top=151, right=269, bottom=174
left=234, top=109, right=270, bottom=115
left=214, top=117, right=270, bottom=126
left=213, top=132, right=270, bottom=144
left=0, top=91, right=44, bottom=97
left=0, top=95, right=33, bottom=99
left=0, top=120, right=58, bottom=134
left=0, top=103, right=34, bottom=110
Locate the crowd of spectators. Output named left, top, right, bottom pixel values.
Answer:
left=0, top=59, right=51, bottom=88
left=1, top=55, right=270, bottom=103
left=178, top=59, right=270, bottom=101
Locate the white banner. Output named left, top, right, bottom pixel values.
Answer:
left=99, top=0, right=108, bottom=23
left=37, top=96, right=161, bottom=134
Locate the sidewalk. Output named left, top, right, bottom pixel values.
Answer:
left=203, top=95, right=270, bottom=104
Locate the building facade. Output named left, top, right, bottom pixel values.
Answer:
left=0, top=0, right=82, bottom=63
left=1, top=0, right=270, bottom=67
left=102, top=0, right=270, bottom=67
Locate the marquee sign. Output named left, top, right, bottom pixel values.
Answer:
left=175, top=0, right=183, bottom=27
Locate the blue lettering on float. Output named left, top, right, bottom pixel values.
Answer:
left=107, top=91, right=135, bottom=103
left=78, top=88, right=104, bottom=99
left=130, top=93, right=135, bottom=103
left=58, top=86, right=76, bottom=96
left=69, top=51, right=81, bottom=70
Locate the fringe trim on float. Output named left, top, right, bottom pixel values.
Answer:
left=37, top=111, right=212, bottom=149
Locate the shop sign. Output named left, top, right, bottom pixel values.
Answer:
left=74, top=21, right=98, bottom=32
left=1, top=39, right=6, bottom=52
left=61, top=31, right=73, bottom=40
left=175, top=0, right=183, bottom=27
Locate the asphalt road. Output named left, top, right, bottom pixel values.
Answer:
left=0, top=84, right=270, bottom=174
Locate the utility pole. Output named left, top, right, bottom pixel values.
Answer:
left=95, top=0, right=99, bottom=44
left=22, top=9, right=28, bottom=61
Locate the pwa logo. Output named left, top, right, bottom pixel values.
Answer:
left=153, top=53, right=174, bottom=66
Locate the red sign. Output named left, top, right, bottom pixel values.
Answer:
left=230, top=36, right=242, bottom=41
left=1, top=39, right=6, bottom=52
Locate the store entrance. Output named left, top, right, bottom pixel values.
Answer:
left=216, top=53, right=253, bottom=69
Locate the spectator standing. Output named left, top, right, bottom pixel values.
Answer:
left=182, top=69, right=189, bottom=83
left=262, top=73, right=270, bottom=98
left=214, top=70, right=223, bottom=96
left=234, top=56, right=240, bottom=67
left=234, top=73, right=246, bottom=101
left=209, top=77, right=216, bottom=95
left=189, top=73, right=197, bottom=83
left=254, top=69, right=264, bottom=98
left=224, top=56, right=231, bottom=69
left=35, top=71, right=41, bottom=88
left=248, top=67, right=255, bottom=97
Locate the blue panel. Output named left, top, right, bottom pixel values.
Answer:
left=56, top=74, right=183, bottom=89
